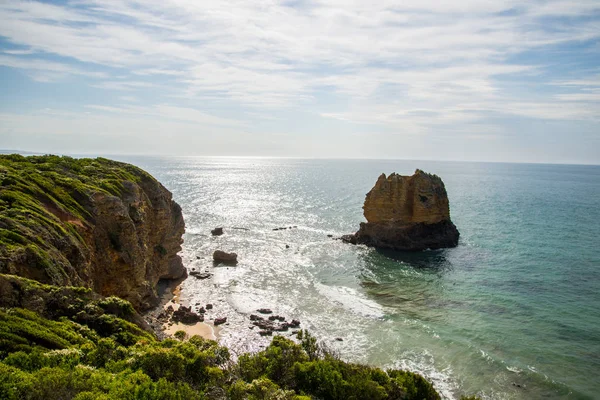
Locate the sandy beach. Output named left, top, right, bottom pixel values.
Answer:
left=160, top=284, right=220, bottom=341
left=164, top=321, right=218, bottom=341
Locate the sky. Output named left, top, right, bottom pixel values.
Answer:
left=0, top=0, right=599, bottom=164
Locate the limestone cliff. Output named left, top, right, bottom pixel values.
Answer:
left=0, top=155, right=186, bottom=310
left=343, top=169, right=459, bottom=251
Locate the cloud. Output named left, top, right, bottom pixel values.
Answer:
left=0, top=0, right=599, bottom=160
left=0, top=54, right=105, bottom=81
left=85, top=104, right=247, bottom=127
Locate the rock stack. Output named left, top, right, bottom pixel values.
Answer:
left=343, top=169, right=459, bottom=251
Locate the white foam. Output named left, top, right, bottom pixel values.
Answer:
left=228, top=288, right=279, bottom=314
left=389, top=350, right=459, bottom=400
left=506, top=366, right=522, bottom=374
left=480, top=349, right=493, bottom=362
left=314, top=283, right=385, bottom=318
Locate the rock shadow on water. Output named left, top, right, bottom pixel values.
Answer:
left=355, top=248, right=460, bottom=318
left=368, top=247, right=454, bottom=272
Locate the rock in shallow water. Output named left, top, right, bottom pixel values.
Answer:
left=211, top=227, right=224, bottom=236
left=343, top=169, right=459, bottom=251
left=189, top=271, right=212, bottom=279
left=213, top=250, right=237, bottom=264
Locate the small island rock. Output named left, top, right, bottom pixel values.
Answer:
left=211, top=227, right=224, bottom=236
left=342, top=169, right=459, bottom=251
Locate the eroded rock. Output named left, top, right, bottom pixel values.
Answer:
left=343, top=170, right=459, bottom=251
left=213, top=250, right=238, bottom=264
left=172, top=306, right=203, bottom=324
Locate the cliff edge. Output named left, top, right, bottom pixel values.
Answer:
left=343, top=169, right=459, bottom=251
left=0, top=155, right=186, bottom=310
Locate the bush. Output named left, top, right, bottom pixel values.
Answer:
left=0, top=281, right=445, bottom=400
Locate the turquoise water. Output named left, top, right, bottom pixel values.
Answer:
left=117, top=157, right=600, bottom=399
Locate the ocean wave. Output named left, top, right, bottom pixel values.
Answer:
left=314, top=283, right=385, bottom=318
left=388, top=349, right=459, bottom=400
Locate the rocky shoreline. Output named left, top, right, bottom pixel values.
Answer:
left=144, top=265, right=305, bottom=346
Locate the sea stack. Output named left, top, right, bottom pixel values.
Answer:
left=343, top=169, right=459, bottom=251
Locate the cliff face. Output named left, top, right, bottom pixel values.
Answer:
left=363, top=170, right=451, bottom=225
left=0, top=155, right=186, bottom=310
left=344, top=170, right=459, bottom=251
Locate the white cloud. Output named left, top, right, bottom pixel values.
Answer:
left=0, top=54, right=105, bottom=81
left=85, top=104, right=246, bottom=127
left=0, top=0, right=599, bottom=160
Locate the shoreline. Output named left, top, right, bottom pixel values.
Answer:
left=144, top=277, right=220, bottom=342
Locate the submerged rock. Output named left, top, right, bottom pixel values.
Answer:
left=189, top=271, right=212, bottom=279
left=213, top=250, right=238, bottom=264
left=342, top=170, right=459, bottom=251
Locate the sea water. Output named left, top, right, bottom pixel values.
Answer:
left=114, top=156, right=600, bottom=400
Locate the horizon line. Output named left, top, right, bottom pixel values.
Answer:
left=2, top=149, right=599, bottom=167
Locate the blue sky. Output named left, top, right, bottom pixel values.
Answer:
left=0, top=0, right=599, bottom=163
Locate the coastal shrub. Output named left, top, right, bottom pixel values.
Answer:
left=229, top=377, right=298, bottom=400
left=263, top=336, right=309, bottom=387
left=0, top=308, right=88, bottom=356
left=234, top=333, right=441, bottom=400
left=84, top=337, right=120, bottom=368
left=0, top=362, right=35, bottom=399
left=134, top=346, right=186, bottom=381
left=3, top=350, right=47, bottom=372
left=294, top=359, right=348, bottom=399
left=174, top=330, right=186, bottom=341
left=0, top=362, right=202, bottom=400
left=97, top=296, right=135, bottom=317
left=0, top=306, right=448, bottom=400
left=387, top=369, right=441, bottom=400
left=296, top=329, right=321, bottom=361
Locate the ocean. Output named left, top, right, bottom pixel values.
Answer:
left=114, top=156, right=600, bottom=400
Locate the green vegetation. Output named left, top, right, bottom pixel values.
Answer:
left=0, top=275, right=451, bottom=400
left=0, top=155, right=157, bottom=287
left=0, top=274, right=152, bottom=355
left=0, top=310, right=442, bottom=399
